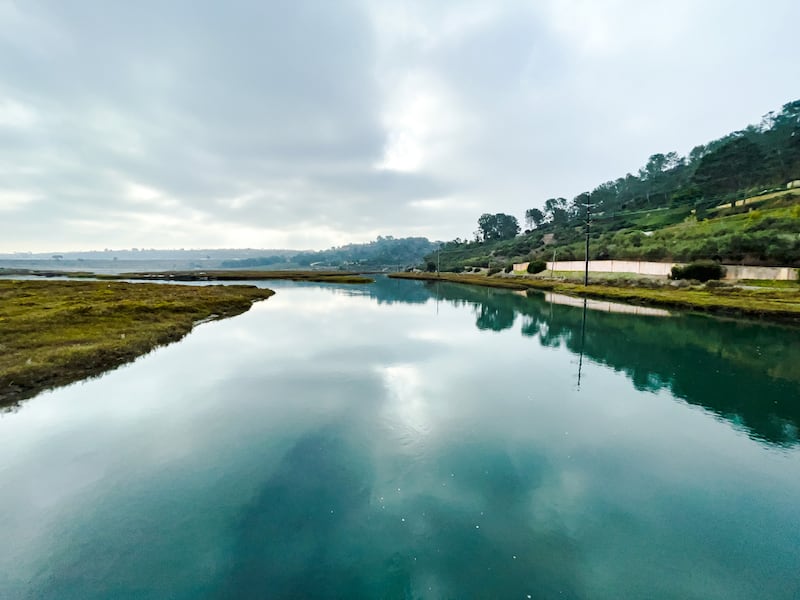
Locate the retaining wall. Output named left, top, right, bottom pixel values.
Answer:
left=512, top=260, right=798, bottom=281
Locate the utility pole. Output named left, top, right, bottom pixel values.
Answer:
left=582, top=195, right=594, bottom=286
left=437, top=247, right=440, bottom=276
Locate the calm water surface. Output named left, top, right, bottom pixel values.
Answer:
left=1, top=277, right=799, bottom=599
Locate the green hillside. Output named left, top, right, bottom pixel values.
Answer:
left=428, top=100, right=800, bottom=272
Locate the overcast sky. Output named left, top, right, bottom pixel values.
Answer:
left=1, top=0, right=798, bottom=252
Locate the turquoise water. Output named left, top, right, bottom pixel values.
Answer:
left=1, top=277, right=799, bottom=599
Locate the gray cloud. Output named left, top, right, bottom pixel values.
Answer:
left=1, top=0, right=798, bottom=251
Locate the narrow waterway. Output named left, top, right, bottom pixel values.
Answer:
left=1, top=277, right=798, bottom=599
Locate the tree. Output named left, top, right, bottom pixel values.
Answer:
left=692, top=135, right=766, bottom=203
left=543, top=198, right=568, bottom=225
left=524, top=208, right=545, bottom=230
left=761, top=100, right=800, bottom=183
left=477, top=213, right=520, bottom=241
left=496, top=213, right=520, bottom=239
left=477, top=213, right=495, bottom=241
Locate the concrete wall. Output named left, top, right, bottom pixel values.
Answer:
left=514, top=260, right=675, bottom=276
left=722, top=265, right=798, bottom=281
left=513, top=260, right=798, bottom=280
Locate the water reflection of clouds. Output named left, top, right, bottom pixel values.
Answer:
left=263, top=286, right=382, bottom=314
left=378, top=364, right=431, bottom=439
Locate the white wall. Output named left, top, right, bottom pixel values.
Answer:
left=513, top=260, right=798, bottom=280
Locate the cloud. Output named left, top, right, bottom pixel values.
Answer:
left=0, top=0, right=798, bottom=251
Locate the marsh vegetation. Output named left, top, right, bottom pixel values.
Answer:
left=0, top=280, right=274, bottom=406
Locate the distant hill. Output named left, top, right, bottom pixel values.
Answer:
left=0, top=248, right=302, bottom=275
left=221, top=237, right=439, bottom=269
left=0, top=248, right=297, bottom=262
left=0, top=240, right=440, bottom=273
left=429, top=99, right=800, bottom=271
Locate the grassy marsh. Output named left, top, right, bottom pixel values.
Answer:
left=389, top=272, right=800, bottom=322
left=0, top=280, right=274, bottom=406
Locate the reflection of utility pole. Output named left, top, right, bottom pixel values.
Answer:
left=581, top=196, right=595, bottom=286
left=577, top=298, right=588, bottom=389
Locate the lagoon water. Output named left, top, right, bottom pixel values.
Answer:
left=1, top=277, right=799, bottom=599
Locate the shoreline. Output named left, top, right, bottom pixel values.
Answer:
left=0, top=268, right=374, bottom=284
left=388, top=272, right=800, bottom=323
left=0, top=280, right=275, bottom=407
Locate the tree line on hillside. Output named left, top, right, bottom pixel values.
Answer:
left=531, top=99, right=800, bottom=226
left=222, top=236, right=439, bottom=269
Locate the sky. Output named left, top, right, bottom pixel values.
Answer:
left=1, top=0, right=798, bottom=253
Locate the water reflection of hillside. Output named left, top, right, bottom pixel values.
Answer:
left=414, top=279, right=800, bottom=447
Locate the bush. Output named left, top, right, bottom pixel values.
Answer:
left=487, top=267, right=501, bottom=276
left=425, top=261, right=437, bottom=272
left=671, top=260, right=726, bottom=282
left=504, top=265, right=513, bottom=273
left=704, top=279, right=727, bottom=289
left=527, top=260, right=547, bottom=274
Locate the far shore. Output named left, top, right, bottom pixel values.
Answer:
left=0, top=268, right=375, bottom=284
left=389, top=272, right=800, bottom=323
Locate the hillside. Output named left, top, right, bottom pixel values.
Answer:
left=427, top=100, right=800, bottom=272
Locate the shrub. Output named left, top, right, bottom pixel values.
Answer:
left=425, top=261, right=436, bottom=272
left=504, top=265, right=513, bottom=273
left=527, top=260, right=547, bottom=274
left=704, top=279, right=727, bottom=289
left=643, top=245, right=667, bottom=260
left=487, top=267, right=501, bottom=276
left=671, top=260, right=726, bottom=282
left=670, top=279, right=691, bottom=288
